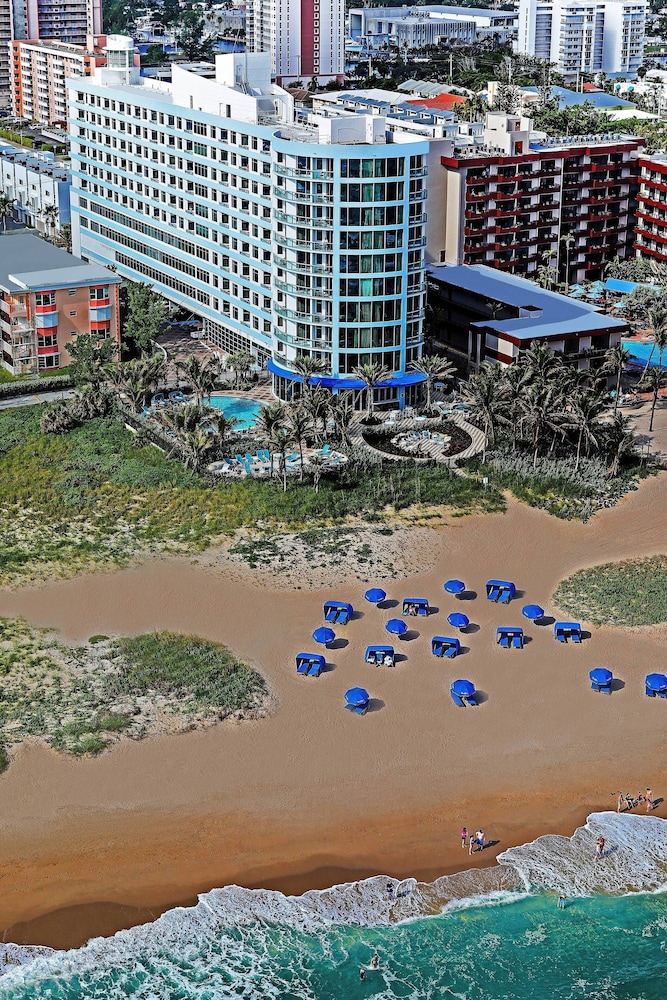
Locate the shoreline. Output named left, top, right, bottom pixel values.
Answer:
left=1, top=783, right=660, bottom=952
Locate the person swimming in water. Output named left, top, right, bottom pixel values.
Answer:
left=371, top=953, right=380, bottom=969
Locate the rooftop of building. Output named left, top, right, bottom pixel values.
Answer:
left=350, top=4, right=515, bottom=17
left=428, top=264, right=628, bottom=341
left=521, top=85, right=637, bottom=111
left=0, top=146, right=70, bottom=176
left=0, top=233, right=120, bottom=294
left=404, top=93, right=466, bottom=110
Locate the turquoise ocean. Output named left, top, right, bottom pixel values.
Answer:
left=1, top=812, right=666, bottom=999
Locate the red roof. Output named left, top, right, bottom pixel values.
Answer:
left=582, top=83, right=603, bottom=92
left=404, top=93, right=466, bottom=111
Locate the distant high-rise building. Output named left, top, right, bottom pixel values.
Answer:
left=516, top=0, right=647, bottom=79
left=247, top=0, right=344, bottom=86
left=0, top=0, right=102, bottom=105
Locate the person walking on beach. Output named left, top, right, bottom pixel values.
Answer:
left=476, top=829, right=485, bottom=851
left=617, top=792, right=624, bottom=814
left=469, top=833, right=476, bottom=855
left=595, top=836, right=605, bottom=862
left=646, top=788, right=653, bottom=812
left=461, top=827, right=467, bottom=849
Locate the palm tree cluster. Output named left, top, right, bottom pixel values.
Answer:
left=459, top=342, right=638, bottom=476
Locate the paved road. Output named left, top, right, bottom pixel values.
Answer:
left=0, top=389, right=73, bottom=411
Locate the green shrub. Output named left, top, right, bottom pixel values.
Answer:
left=0, top=375, right=72, bottom=399
left=89, top=635, right=109, bottom=644
left=0, top=745, right=8, bottom=773
left=96, top=711, right=131, bottom=732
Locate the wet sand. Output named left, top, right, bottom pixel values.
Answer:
left=0, top=477, right=666, bottom=950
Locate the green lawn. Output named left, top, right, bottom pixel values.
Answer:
left=554, top=556, right=667, bottom=626
left=0, top=408, right=505, bottom=584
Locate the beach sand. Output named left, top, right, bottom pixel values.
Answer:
left=0, top=476, right=665, bottom=950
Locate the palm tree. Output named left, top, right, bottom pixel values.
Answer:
left=328, top=393, right=354, bottom=446
left=108, top=359, right=152, bottom=412
left=257, top=401, right=286, bottom=476
left=292, top=355, right=327, bottom=401
left=40, top=202, right=59, bottom=236
left=519, top=381, right=566, bottom=468
left=68, top=383, right=112, bottom=422
left=154, top=402, right=212, bottom=461
left=175, top=354, right=222, bottom=405
left=226, top=350, right=255, bottom=387
left=458, top=363, right=507, bottom=461
left=39, top=401, right=77, bottom=435
left=520, top=341, right=563, bottom=385
left=500, top=363, right=530, bottom=450
left=570, top=387, right=608, bottom=473
left=286, top=405, right=312, bottom=481
left=638, top=366, right=667, bottom=431
left=605, top=412, right=636, bottom=477
left=181, top=426, right=215, bottom=472
left=303, top=384, right=331, bottom=443
left=269, top=426, right=293, bottom=490
left=308, top=452, right=326, bottom=493
left=602, top=343, right=632, bottom=414
left=0, top=194, right=14, bottom=232
left=209, top=411, right=238, bottom=455
left=351, top=361, right=390, bottom=418
left=410, top=354, right=456, bottom=412
left=642, top=304, right=667, bottom=376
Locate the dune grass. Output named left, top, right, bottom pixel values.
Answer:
left=0, top=408, right=504, bottom=585
left=554, top=556, right=667, bottom=626
left=112, top=632, right=266, bottom=712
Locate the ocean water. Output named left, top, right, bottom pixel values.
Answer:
left=1, top=813, right=666, bottom=1000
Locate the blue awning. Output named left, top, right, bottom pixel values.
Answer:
left=267, top=357, right=427, bottom=389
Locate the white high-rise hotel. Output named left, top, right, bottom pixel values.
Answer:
left=247, top=0, right=344, bottom=85
left=69, top=42, right=428, bottom=405
left=516, top=0, right=647, bottom=77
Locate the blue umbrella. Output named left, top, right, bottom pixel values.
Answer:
left=365, top=587, right=387, bottom=604
left=385, top=618, right=408, bottom=636
left=522, top=604, right=544, bottom=621
left=590, top=667, right=612, bottom=685
left=646, top=672, right=667, bottom=691
left=444, top=579, right=465, bottom=596
left=451, top=678, right=475, bottom=698
left=312, top=626, right=335, bottom=646
left=345, top=687, right=369, bottom=707
left=447, top=612, right=469, bottom=630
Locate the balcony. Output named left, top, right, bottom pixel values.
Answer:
left=274, top=278, right=332, bottom=298
left=408, top=235, right=427, bottom=248
left=274, top=304, right=331, bottom=323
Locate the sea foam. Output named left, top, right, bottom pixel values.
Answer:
left=1, top=812, right=665, bottom=995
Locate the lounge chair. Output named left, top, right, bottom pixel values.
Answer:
left=498, top=590, right=512, bottom=605
left=571, top=632, right=582, bottom=644
left=169, top=390, right=187, bottom=404
left=450, top=691, right=466, bottom=707
left=151, top=392, right=166, bottom=406
left=591, top=679, right=612, bottom=694
left=488, top=586, right=500, bottom=602
left=498, top=634, right=511, bottom=648
left=296, top=660, right=310, bottom=675
left=308, top=661, right=322, bottom=677
left=462, top=694, right=477, bottom=706
left=318, top=443, right=331, bottom=455
left=512, top=634, right=523, bottom=649
left=235, top=454, right=245, bottom=464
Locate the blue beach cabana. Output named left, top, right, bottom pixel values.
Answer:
left=386, top=618, right=408, bottom=637
left=522, top=604, right=544, bottom=622
left=365, top=645, right=394, bottom=667
left=444, top=579, right=466, bottom=596
left=312, top=626, right=336, bottom=647
left=447, top=612, right=469, bottom=631
left=324, top=601, right=353, bottom=625
left=450, top=678, right=476, bottom=707
left=645, top=673, right=667, bottom=698
left=364, top=588, right=386, bottom=605
left=295, top=652, right=325, bottom=677
left=345, top=687, right=370, bottom=714
left=496, top=626, right=524, bottom=649
left=402, top=598, right=430, bottom=616
left=589, top=667, right=612, bottom=694
left=486, top=580, right=516, bottom=604
left=554, top=622, right=582, bottom=643
left=431, top=636, right=460, bottom=658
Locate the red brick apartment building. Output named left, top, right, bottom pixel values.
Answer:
left=437, top=113, right=642, bottom=287
left=634, top=154, right=667, bottom=263
left=0, top=232, right=120, bottom=375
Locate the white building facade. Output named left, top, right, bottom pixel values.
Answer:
left=247, top=0, right=344, bottom=85
left=516, top=0, right=647, bottom=78
left=0, top=145, right=70, bottom=230
left=68, top=50, right=428, bottom=405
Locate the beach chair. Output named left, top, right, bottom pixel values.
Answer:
left=296, top=653, right=325, bottom=677
left=450, top=690, right=466, bottom=707
left=431, top=636, right=460, bottom=658
left=462, top=694, right=477, bottom=707
left=512, top=633, right=524, bottom=649
left=318, top=443, right=331, bottom=456
left=235, top=453, right=245, bottom=464
left=151, top=392, right=166, bottom=406
left=497, top=633, right=511, bottom=648
left=487, top=586, right=500, bottom=602
left=169, top=390, right=187, bottom=404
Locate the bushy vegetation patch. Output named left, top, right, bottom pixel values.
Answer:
left=112, top=632, right=266, bottom=713
left=467, top=450, right=652, bottom=521
left=0, top=409, right=504, bottom=584
left=0, top=619, right=268, bottom=766
left=555, top=556, right=667, bottom=626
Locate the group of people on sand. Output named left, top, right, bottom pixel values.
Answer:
left=615, top=788, right=654, bottom=813
left=461, top=826, right=486, bottom=855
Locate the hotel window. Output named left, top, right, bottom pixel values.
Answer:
left=89, top=286, right=109, bottom=300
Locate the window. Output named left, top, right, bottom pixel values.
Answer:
left=89, top=286, right=109, bottom=300
left=35, top=291, right=56, bottom=307
left=68, top=288, right=77, bottom=296
left=69, top=310, right=77, bottom=316
left=38, top=353, right=60, bottom=369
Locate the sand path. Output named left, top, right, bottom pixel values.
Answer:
left=0, top=476, right=665, bottom=946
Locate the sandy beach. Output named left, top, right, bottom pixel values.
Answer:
left=0, top=476, right=665, bottom=950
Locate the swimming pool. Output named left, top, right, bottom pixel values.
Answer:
left=206, top=395, right=263, bottom=429
left=622, top=340, right=666, bottom=369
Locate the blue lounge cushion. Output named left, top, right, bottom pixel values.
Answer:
left=308, top=663, right=321, bottom=677
left=450, top=691, right=465, bottom=707
left=512, top=634, right=523, bottom=648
